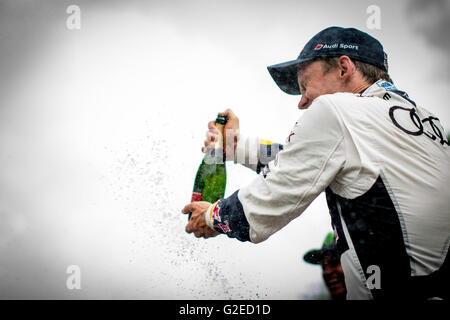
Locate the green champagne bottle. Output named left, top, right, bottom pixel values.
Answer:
left=189, top=114, right=228, bottom=220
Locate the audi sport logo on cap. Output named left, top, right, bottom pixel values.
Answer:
left=314, top=44, right=323, bottom=50
left=384, top=52, right=389, bottom=71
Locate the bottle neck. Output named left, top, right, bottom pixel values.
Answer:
left=214, top=122, right=225, bottom=150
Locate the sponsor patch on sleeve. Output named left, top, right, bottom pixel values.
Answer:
left=210, top=191, right=251, bottom=242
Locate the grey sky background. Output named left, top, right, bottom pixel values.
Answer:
left=0, top=0, right=449, bottom=299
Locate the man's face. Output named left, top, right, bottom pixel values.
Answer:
left=297, top=60, right=343, bottom=109
left=321, top=254, right=347, bottom=299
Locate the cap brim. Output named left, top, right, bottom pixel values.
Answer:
left=303, top=249, right=324, bottom=265
left=267, top=58, right=308, bottom=95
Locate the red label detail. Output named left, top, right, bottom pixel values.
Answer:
left=314, top=44, right=323, bottom=50
left=216, top=220, right=231, bottom=233
left=211, top=200, right=221, bottom=222
left=191, top=192, right=202, bottom=202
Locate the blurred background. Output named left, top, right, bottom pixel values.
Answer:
left=0, top=0, right=448, bottom=299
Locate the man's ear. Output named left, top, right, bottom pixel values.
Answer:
left=337, top=56, right=355, bottom=79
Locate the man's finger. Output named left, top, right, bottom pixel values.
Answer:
left=194, top=230, right=203, bottom=238
left=204, top=139, right=214, bottom=149
left=208, top=121, right=216, bottom=130
left=206, top=131, right=216, bottom=141
left=186, top=219, right=199, bottom=233
left=202, top=145, right=213, bottom=153
left=181, top=202, right=194, bottom=214
left=208, top=127, right=219, bottom=134
left=204, top=230, right=218, bottom=239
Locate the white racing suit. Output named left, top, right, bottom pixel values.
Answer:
left=205, top=80, right=450, bottom=300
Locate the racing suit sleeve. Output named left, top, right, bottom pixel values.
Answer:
left=234, top=135, right=284, bottom=174
left=206, top=96, right=346, bottom=243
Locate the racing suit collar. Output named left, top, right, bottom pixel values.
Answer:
left=359, top=80, right=416, bottom=107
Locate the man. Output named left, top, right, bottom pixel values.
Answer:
left=182, top=27, right=450, bottom=300
left=303, top=233, right=347, bottom=300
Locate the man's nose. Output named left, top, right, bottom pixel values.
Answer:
left=298, top=95, right=310, bottom=109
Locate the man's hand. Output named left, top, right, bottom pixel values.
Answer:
left=182, top=201, right=220, bottom=239
left=202, top=109, right=240, bottom=161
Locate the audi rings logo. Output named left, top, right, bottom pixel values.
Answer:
left=389, top=106, right=449, bottom=146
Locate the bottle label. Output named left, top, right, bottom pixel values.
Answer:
left=191, top=192, right=202, bottom=202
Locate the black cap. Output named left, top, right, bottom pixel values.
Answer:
left=303, top=232, right=337, bottom=265
left=267, top=26, right=389, bottom=95
left=303, top=243, right=339, bottom=265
